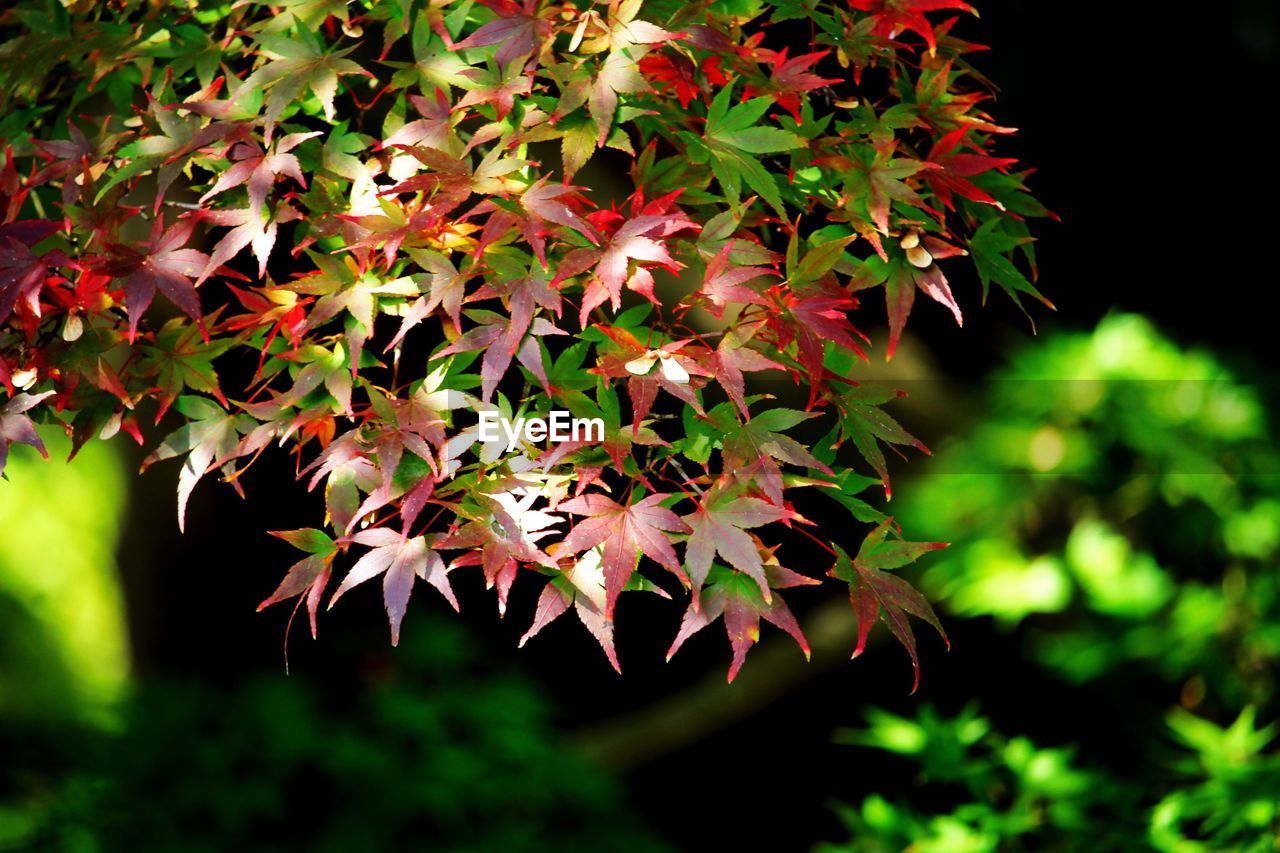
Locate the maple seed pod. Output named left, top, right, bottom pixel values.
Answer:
left=11, top=368, right=38, bottom=390
left=99, top=410, right=122, bottom=441
left=899, top=230, right=921, bottom=250
left=657, top=352, right=690, bottom=384
left=62, top=313, right=84, bottom=342
left=906, top=245, right=934, bottom=269
left=625, top=352, right=658, bottom=375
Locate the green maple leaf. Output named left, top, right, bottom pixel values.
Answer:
left=842, top=143, right=934, bottom=234
left=690, top=86, right=805, bottom=218
left=137, top=315, right=234, bottom=415
left=236, top=31, right=367, bottom=140
left=830, top=381, right=927, bottom=499
left=709, top=403, right=831, bottom=503
left=969, top=218, right=1053, bottom=314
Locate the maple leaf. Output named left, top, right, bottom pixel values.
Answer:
left=712, top=405, right=831, bottom=504
left=351, top=386, right=449, bottom=519
left=692, top=86, right=805, bottom=219
left=199, top=131, right=318, bottom=221
left=30, top=121, right=129, bottom=205
left=384, top=248, right=477, bottom=337
left=913, top=60, right=1013, bottom=134
left=829, top=520, right=949, bottom=691
left=197, top=203, right=302, bottom=285
left=519, top=545, right=670, bottom=672
left=589, top=325, right=705, bottom=426
left=588, top=48, right=651, bottom=146
left=769, top=283, right=867, bottom=400
left=924, top=128, right=1018, bottom=211
left=743, top=49, right=839, bottom=124
left=682, top=481, right=795, bottom=602
left=257, top=528, right=337, bottom=639
left=577, top=0, right=680, bottom=55
left=141, top=395, right=256, bottom=531
left=839, top=142, right=937, bottom=235
left=328, top=527, right=458, bottom=645
left=235, top=32, right=368, bottom=140
left=299, top=428, right=381, bottom=534
left=372, top=147, right=527, bottom=262
left=436, top=490, right=562, bottom=615
left=0, top=235, right=54, bottom=324
left=668, top=561, right=818, bottom=682
left=969, top=218, right=1053, bottom=314
left=378, top=90, right=455, bottom=153
left=557, top=208, right=698, bottom=326
left=557, top=491, right=691, bottom=618
left=136, top=315, right=234, bottom=418
left=848, top=0, right=977, bottom=55
left=429, top=284, right=566, bottom=402
left=451, top=0, right=551, bottom=71
left=881, top=244, right=965, bottom=358
left=0, top=390, right=54, bottom=477
left=578, top=0, right=680, bottom=141
left=697, top=239, right=776, bottom=318
left=100, top=219, right=210, bottom=343
left=638, top=53, right=700, bottom=109
left=455, top=65, right=534, bottom=121
left=711, top=329, right=785, bottom=419
left=294, top=251, right=419, bottom=338
left=94, top=93, right=239, bottom=204
left=518, top=177, right=598, bottom=268
left=833, top=382, right=928, bottom=499
left=220, top=283, right=307, bottom=351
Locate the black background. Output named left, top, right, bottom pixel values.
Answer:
left=112, top=2, right=1278, bottom=849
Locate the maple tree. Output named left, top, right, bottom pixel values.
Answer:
left=0, top=0, right=1049, bottom=683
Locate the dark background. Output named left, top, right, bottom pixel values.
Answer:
left=111, top=2, right=1278, bottom=850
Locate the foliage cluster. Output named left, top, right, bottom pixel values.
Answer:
left=0, top=0, right=1047, bottom=678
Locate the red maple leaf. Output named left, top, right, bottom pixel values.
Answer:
left=451, top=0, right=551, bottom=71
left=847, top=0, right=977, bottom=54
left=924, top=128, right=1018, bottom=210
left=328, top=527, right=458, bottom=645
left=519, top=546, right=671, bottom=673
left=682, top=482, right=795, bottom=602
left=767, top=282, right=867, bottom=403
left=589, top=324, right=706, bottom=427
left=829, top=519, right=949, bottom=691
left=743, top=49, right=839, bottom=124
left=0, top=236, right=54, bottom=324
left=667, top=560, right=818, bottom=682
left=436, top=491, right=562, bottom=615
left=100, top=218, right=210, bottom=342
left=557, top=204, right=698, bottom=326
left=884, top=237, right=967, bottom=357
left=556, top=491, right=691, bottom=618
left=0, top=390, right=54, bottom=477
left=199, top=131, right=317, bottom=221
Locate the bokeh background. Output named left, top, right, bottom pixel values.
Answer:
left=3, top=1, right=1278, bottom=850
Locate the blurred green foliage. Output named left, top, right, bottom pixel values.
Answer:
left=2, top=616, right=667, bottom=852
left=822, top=315, right=1280, bottom=850
left=822, top=703, right=1280, bottom=852
left=13, top=620, right=665, bottom=852
left=903, top=314, right=1280, bottom=702
left=0, top=442, right=663, bottom=851
left=0, top=430, right=129, bottom=725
